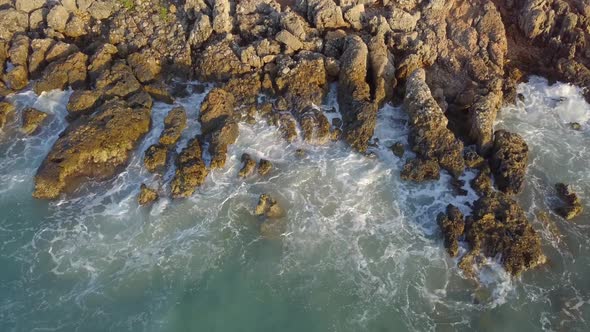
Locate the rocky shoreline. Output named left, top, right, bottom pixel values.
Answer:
left=0, top=0, right=588, bottom=277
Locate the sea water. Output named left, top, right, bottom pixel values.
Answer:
left=0, top=77, right=588, bottom=331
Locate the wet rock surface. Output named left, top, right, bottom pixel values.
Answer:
left=138, top=183, right=158, bottom=206
left=21, top=107, right=48, bottom=135
left=490, top=130, right=528, bottom=195
left=170, top=137, right=208, bottom=198
left=555, top=183, right=584, bottom=220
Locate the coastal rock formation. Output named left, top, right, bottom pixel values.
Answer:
left=437, top=205, right=465, bottom=258
left=138, top=184, right=159, bottom=206
left=21, top=108, right=48, bottom=135
left=490, top=130, right=528, bottom=195
left=170, top=137, right=208, bottom=198
left=403, top=69, right=465, bottom=178
left=555, top=183, right=584, bottom=220
left=238, top=153, right=257, bottom=178
left=144, top=106, right=187, bottom=173
left=254, top=194, right=284, bottom=219
left=33, top=100, right=151, bottom=199
left=0, top=101, right=15, bottom=130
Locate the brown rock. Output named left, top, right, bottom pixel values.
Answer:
left=159, top=107, right=187, bottom=146
left=257, top=159, right=273, bottom=176
left=143, top=144, right=168, bottom=173
left=33, top=100, right=151, bottom=199
left=67, top=90, right=101, bottom=117
left=95, top=60, right=141, bottom=98
left=490, top=130, right=528, bottom=195
left=34, top=52, right=88, bottom=94
left=437, top=205, right=465, bottom=257
left=254, top=194, right=284, bottom=219
left=138, top=184, right=158, bottom=206
left=199, top=88, right=235, bottom=135
left=239, top=153, right=257, bottom=178
left=400, top=158, right=441, bottom=182
left=555, top=183, right=583, bottom=220
left=127, top=50, right=161, bottom=83
left=0, top=101, right=16, bottom=130
left=390, top=142, right=404, bottom=157
left=170, top=137, right=209, bottom=198
left=21, top=108, right=48, bottom=135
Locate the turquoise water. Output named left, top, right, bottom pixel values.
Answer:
left=0, top=79, right=589, bottom=331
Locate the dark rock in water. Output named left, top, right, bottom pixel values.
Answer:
left=295, top=149, right=306, bottom=158
left=33, top=100, right=151, bottom=199
left=238, top=153, right=256, bottom=178
left=299, top=107, right=331, bottom=145
left=277, top=112, right=298, bottom=142
left=569, top=122, right=582, bottom=131
left=516, top=93, right=525, bottom=102
left=437, top=205, right=465, bottom=257
left=330, top=127, right=342, bottom=141
left=258, top=159, right=273, bottom=176
left=465, top=191, right=546, bottom=276
left=451, top=178, right=468, bottom=196
left=138, top=184, right=158, bottom=206
left=143, top=144, right=168, bottom=173
left=555, top=183, right=583, bottom=220
left=490, top=130, right=528, bottom=195
left=255, top=194, right=284, bottom=219
left=404, top=69, right=465, bottom=178
left=471, top=165, right=494, bottom=196
left=67, top=90, right=101, bottom=118
left=34, top=52, right=88, bottom=94
left=390, top=142, right=404, bottom=158
left=170, top=137, right=209, bottom=198
left=401, top=158, right=440, bottom=182
left=332, top=118, right=342, bottom=128
left=21, top=108, right=48, bottom=135
left=0, top=101, right=16, bottom=130
left=159, top=107, right=187, bottom=146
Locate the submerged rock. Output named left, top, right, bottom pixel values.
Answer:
left=138, top=184, right=158, bottom=206
left=254, top=194, right=284, bottom=219
left=257, top=159, right=273, bottom=176
left=238, top=153, right=257, bottom=178
left=33, top=100, right=151, bottom=199
left=490, top=130, right=528, bottom=195
left=390, top=142, right=404, bottom=158
left=555, top=183, right=583, bottom=220
left=21, top=108, right=48, bottom=135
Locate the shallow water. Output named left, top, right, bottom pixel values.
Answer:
left=0, top=78, right=588, bottom=331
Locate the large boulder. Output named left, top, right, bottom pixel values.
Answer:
left=437, top=204, right=465, bottom=258
left=33, top=100, right=151, bottom=199
left=490, top=130, right=528, bottom=195
left=95, top=60, right=141, bottom=98
left=403, top=69, right=465, bottom=178
left=199, top=88, right=236, bottom=135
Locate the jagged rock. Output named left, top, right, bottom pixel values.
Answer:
left=254, top=194, right=284, bottom=219
left=95, top=61, right=141, bottom=98
left=303, top=0, right=348, bottom=30
left=257, top=159, right=273, bottom=176
left=47, top=5, right=70, bottom=32
left=465, top=191, right=546, bottom=276
left=275, top=52, right=328, bottom=108
left=9, top=34, right=30, bottom=68
left=28, top=39, right=55, bottom=76
left=4, top=65, right=28, bottom=90
left=45, top=42, right=78, bottom=63
left=21, top=108, right=48, bottom=135
left=464, top=146, right=486, bottom=169
left=144, top=82, right=174, bottom=104
left=555, top=183, right=583, bottom=220
left=344, top=4, right=364, bottom=30
left=281, top=8, right=312, bottom=41
left=29, top=8, right=47, bottom=30
left=277, top=112, right=298, bottom=142
left=67, top=90, right=101, bottom=117
left=401, top=158, right=441, bottom=182
left=127, top=90, right=153, bottom=109
left=0, top=9, right=28, bottom=40
left=88, top=43, right=118, bottom=80
left=0, top=101, right=15, bottom=130
left=239, top=153, right=257, bottom=178
left=127, top=50, right=161, bottom=83
left=470, top=93, right=502, bottom=154
left=138, top=184, right=158, bottom=206
left=276, top=30, right=304, bottom=51
left=88, top=0, right=115, bottom=20
left=143, top=144, right=168, bottom=173
left=194, top=37, right=251, bottom=81
left=404, top=69, right=465, bottom=177
left=33, top=100, right=151, bottom=199
left=490, top=130, right=528, bottom=195
left=170, top=137, right=209, bottom=198
left=368, top=33, right=396, bottom=106
left=15, top=0, right=45, bottom=13
left=236, top=0, right=281, bottom=41
left=160, top=107, right=187, bottom=146
left=34, top=52, right=88, bottom=94
left=299, top=107, right=331, bottom=144
left=338, top=35, right=377, bottom=152
left=437, top=205, right=465, bottom=257
left=212, top=0, right=232, bottom=34
left=64, top=14, right=88, bottom=38
left=199, top=88, right=236, bottom=135
left=221, top=74, right=261, bottom=105
left=209, top=121, right=239, bottom=169
left=387, top=6, right=419, bottom=32
left=188, top=14, right=213, bottom=48
left=391, top=142, right=404, bottom=157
